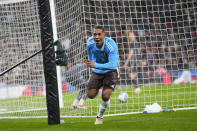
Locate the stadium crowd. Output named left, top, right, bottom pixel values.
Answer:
left=80, top=0, right=197, bottom=84
left=0, top=0, right=197, bottom=88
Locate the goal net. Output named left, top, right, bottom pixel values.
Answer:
left=57, top=0, right=197, bottom=117
left=0, top=0, right=197, bottom=119
left=0, top=0, right=47, bottom=118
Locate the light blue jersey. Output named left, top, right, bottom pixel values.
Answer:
left=87, top=36, right=119, bottom=74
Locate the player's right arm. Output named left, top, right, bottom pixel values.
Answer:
left=86, top=37, right=94, bottom=61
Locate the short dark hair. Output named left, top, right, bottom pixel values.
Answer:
left=94, top=25, right=104, bottom=32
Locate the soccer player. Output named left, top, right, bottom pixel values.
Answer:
left=122, top=30, right=140, bottom=94
left=54, top=40, right=89, bottom=109
left=64, top=63, right=89, bottom=109
left=86, top=25, right=119, bottom=125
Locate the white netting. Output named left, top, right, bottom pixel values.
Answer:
left=0, top=0, right=197, bottom=119
left=0, top=0, right=47, bottom=118
left=56, top=0, right=197, bottom=117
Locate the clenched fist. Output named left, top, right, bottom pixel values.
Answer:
left=85, top=59, right=95, bottom=68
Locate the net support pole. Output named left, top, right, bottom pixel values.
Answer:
left=49, top=0, right=64, bottom=108
left=37, top=0, right=60, bottom=125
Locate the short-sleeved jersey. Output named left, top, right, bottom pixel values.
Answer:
left=87, top=36, right=119, bottom=74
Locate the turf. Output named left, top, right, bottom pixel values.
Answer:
left=0, top=109, right=197, bottom=131
left=0, top=83, right=197, bottom=130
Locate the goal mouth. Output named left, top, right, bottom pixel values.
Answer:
left=0, top=0, right=197, bottom=119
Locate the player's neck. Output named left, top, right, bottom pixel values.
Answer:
left=96, top=38, right=105, bottom=49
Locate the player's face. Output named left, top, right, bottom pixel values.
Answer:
left=93, top=28, right=105, bottom=48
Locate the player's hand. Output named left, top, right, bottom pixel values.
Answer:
left=85, top=59, right=95, bottom=68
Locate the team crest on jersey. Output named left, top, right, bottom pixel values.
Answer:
left=104, top=52, right=107, bottom=57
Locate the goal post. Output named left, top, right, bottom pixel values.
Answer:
left=37, top=0, right=60, bottom=125
left=49, top=0, right=64, bottom=108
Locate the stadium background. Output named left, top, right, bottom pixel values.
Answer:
left=0, top=0, right=196, bottom=118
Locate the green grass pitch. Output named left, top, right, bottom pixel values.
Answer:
left=0, top=109, right=197, bottom=131
left=0, top=83, right=197, bottom=130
